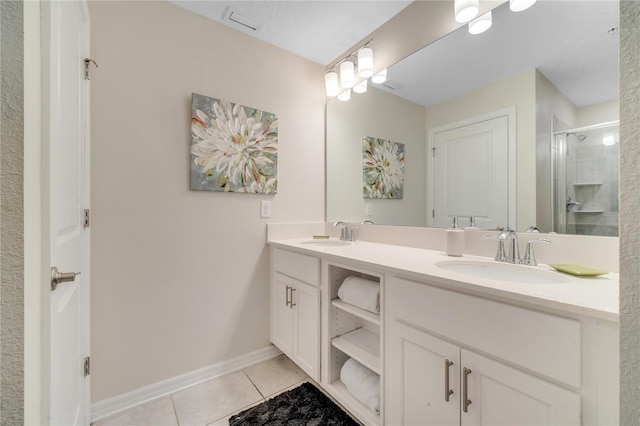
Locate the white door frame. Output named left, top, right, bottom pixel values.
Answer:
left=427, top=107, right=517, bottom=229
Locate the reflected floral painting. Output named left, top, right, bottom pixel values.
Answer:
left=363, top=136, right=404, bottom=199
left=190, top=93, right=278, bottom=193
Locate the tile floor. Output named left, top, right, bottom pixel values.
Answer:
left=92, top=354, right=310, bottom=426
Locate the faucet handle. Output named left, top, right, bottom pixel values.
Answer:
left=484, top=234, right=507, bottom=262
left=522, top=238, right=551, bottom=266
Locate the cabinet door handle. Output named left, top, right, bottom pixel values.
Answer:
left=444, top=359, right=454, bottom=402
left=285, top=285, right=291, bottom=307
left=290, top=287, right=297, bottom=308
left=463, top=367, right=472, bottom=413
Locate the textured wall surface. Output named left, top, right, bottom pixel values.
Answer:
left=620, top=1, right=640, bottom=424
left=0, top=0, right=25, bottom=424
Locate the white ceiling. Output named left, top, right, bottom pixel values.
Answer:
left=170, top=0, right=619, bottom=108
left=169, top=0, right=412, bottom=66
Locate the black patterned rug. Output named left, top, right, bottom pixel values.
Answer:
left=229, top=382, right=360, bottom=426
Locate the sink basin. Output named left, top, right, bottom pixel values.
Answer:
left=435, top=260, right=569, bottom=284
left=299, top=239, right=352, bottom=247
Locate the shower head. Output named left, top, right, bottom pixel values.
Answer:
left=567, top=132, right=587, bottom=141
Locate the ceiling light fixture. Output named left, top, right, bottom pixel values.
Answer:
left=325, top=71, right=339, bottom=97
left=468, top=11, right=492, bottom=34
left=371, top=69, right=387, bottom=84
left=353, top=79, right=368, bottom=94
left=509, top=0, right=537, bottom=12
left=454, top=0, right=479, bottom=23
left=357, top=47, right=374, bottom=78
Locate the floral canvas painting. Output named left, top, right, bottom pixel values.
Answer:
left=190, top=93, right=278, bottom=193
left=363, top=136, right=405, bottom=199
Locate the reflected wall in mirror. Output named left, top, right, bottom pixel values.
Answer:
left=326, top=0, right=619, bottom=235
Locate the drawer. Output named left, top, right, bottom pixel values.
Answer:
left=387, top=275, right=581, bottom=388
left=272, top=248, right=320, bottom=286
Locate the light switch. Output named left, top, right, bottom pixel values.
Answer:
left=365, top=203, right=373, bottom=216
left=260, top=200, right=272, bottom=218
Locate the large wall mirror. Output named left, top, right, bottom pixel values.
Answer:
left=326, top=0, right=619, bottom=236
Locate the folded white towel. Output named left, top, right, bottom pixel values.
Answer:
left=338, top=276, right=380, bottom=314
left=340, top=358, right=380, bottom=414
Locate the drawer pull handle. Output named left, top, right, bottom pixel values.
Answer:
left=463, top=367, right=472, bottom=413
left=290, top=287, right=297, bottom=308
left=285, top=285, right=291, bottom=307
left=444, top=359, right=454, bottom=402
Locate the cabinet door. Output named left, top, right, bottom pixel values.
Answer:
left=386, top=320, right=460, bottom=426
left=272, top=273, right=293, bottom=356
left=292, top=279, right=320, bottom=381
left=461, top=349, right=580, bottom=426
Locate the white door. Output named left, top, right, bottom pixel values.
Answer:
left=386, top=320, right=460, bottom=426
left=292, top=280, right=320, bottom=381
left=44, top=1, right=91, bottom=424
left=429, top=109, right=515, bottom=230
left=460, top=349, right=580, bottom=425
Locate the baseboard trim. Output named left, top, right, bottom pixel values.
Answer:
left=90, top=345, right=282, bottom=422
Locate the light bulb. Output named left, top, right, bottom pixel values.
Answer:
left=353, top=79, right=368, bottom=94
left=371, top=69, right=387, bottom=84
left=338, top=89, right=351, bottom=101
left=357, top=47, right=374, bottom=78
left=454, top=0, right=479, bottom=23
left=468, top=11, right=492, bottom=35
left=509, top=0, right=537, bottom=12
left=340, top=60, right=355, bottom=89
left=325, top=71, right=339, bottom=97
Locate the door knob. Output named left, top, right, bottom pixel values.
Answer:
left=51, top=267, right=81, bottom=291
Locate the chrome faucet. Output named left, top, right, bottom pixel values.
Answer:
left=498, top=229, right=520, bottom=264
left=334, top=221, right=354, bottom=241
left=566, top=196, right=581, bottom=212
left=522, top=238, right=551, bottom=266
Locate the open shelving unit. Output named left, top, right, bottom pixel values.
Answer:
left=324, top=262, right=383, bottom=426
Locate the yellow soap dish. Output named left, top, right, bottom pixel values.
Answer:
left=548, top=264, right=608, bottom=277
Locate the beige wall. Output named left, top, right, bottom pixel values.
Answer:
left=425, top=69, right=537, bottom=230
left=577, top=100, right=619, bottom=127
left=327, top=87, right=426, bottom=226
left=89, top=1, right=325, bottom=401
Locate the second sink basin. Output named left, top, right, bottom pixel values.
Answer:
left=435, top=259, right=569, bottom=284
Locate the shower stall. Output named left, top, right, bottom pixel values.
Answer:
left=552, top=121, right=619, bottom=236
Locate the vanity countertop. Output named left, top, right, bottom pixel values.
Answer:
left=268, top=238, right=619, bottom=322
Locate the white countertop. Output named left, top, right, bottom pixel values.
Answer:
left=268, top=238, right=619, bottom=322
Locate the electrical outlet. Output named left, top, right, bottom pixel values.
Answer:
left=260, top=200, right=272, bottom=218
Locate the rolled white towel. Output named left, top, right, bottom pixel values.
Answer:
left=338, top=276, right=380, bottom=314
left=340, top=358, right=380, bottom=414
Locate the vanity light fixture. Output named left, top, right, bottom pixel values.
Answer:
left=353, top=79, right=368, bottom=94
left=325, top=71, right=340, bottom=97
left=509, top=0, right=537, bottom=12
left=340, top=60, right=355, bottom=89
left=454, top=0, right=479, bottom=23
left=338, top=89, right=351, bottom=101
left=371, top=69, right=387, bottom=84
left=468, top=11, right=492, bottom=34
left=357, top=47, right=374, bottom=78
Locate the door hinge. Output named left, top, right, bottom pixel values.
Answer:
left=84, top=58, right=99, bottom=80
left=84, top=209, right=90, bottom=228
left=84, top=357, right=91, bottom=376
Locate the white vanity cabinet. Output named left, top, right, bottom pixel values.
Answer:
left=270, top=248, right=321, bottom=381
left=385, top=275, right=617, bottom=426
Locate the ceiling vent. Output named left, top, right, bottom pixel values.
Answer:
left=379, top=80, right=402, bottom=91
left=223, top=7, right=263, bottom=33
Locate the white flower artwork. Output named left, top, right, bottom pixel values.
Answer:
left=190, top=93, right=278, bottom=193
left=363, top=136, right=405, bottom=199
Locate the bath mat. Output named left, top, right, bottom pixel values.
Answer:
left=229, top=381, right=360, bottom=426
